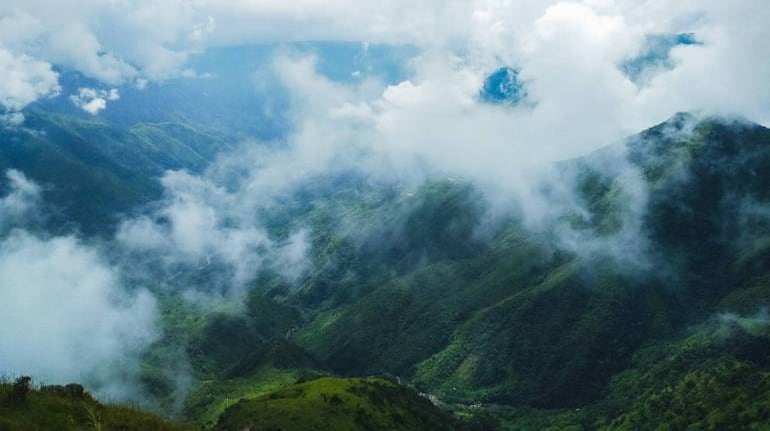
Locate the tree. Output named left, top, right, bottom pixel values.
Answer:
left=8, top=376, right=31, bottom=404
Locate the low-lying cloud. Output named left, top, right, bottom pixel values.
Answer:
left=0, top=171, right=158, bottom=398
left=117, top=167, right=312, bottom=296
left=0, top=169, right=42, bottom=231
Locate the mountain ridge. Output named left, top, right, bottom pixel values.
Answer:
left=3, top=112, right=770, bottom=430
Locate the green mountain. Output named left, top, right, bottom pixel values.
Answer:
left=0, top=109, right=233, bottom=234
left=173, top=113, right=770, bottom=429
left=212, top=377, right=479, bottom=431
left=4, top=112, right=770, bottom=430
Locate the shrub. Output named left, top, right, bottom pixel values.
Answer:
left=8, top=376, right=31, bottom=404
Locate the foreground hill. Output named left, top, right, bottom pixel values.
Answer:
left=0, top=379, right=193, bottom=431
left=213, top=377, right=478, bottom=431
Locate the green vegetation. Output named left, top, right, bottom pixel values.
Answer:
left=0, top=109, right=232, bottom=234
left=5, top=111, right=770, bottom=429
left=0, top=378, right=193, bottom=431
left=599, top=316, right=770, bottom=430
left=213, top=377, right=476, bottom=431
left=288, top=114, right=770, bottom=405
left=184, top=367, right=325, bottom=428
left=474, top=313, right=770, bottom=430
left=163, top=114, right=770, bottom=429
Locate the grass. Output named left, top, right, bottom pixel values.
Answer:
left=183, top=367, right=324, bottom=428
left=212, top=377, right=476, bottom=431
left=0, top=382, right=193, bottom=431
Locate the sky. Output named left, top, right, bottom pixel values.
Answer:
left=1, top=1, right=769, bottom=157
left=1, top=0, right=770, bottom=400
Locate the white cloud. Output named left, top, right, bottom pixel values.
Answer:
left=636, top=2, right=770, bottom=124
left=0, top=171, right=158, bottom=397
left=0, top=231, right=158, bottom=396
left=117, top=167, right=311, bottom=294
left=275, top=229, right=311, bottom=282
left=0, top=0, right=767, bottom=127
left=110, top=0, right=770, bottom=279
left=237, top=1, right=770, bottom=182
left=9, top=0, right=753, bottom=284
left=0, top=112, right=24, bottom=127
left=0, top=9, right=58, bottom=115
left=0, top=48, right=59, bottom=111
left=0, top=9, right=46, bottom=52
left=0, top=169, right=42, bottom=230
left=70, top=87, right=120, bottom=115
left=0, top=1, right=214, bottom=85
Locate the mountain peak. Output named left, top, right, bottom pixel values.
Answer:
left=657, top=111, right=765, bottom=133
left=622, top=111, right=770, bottom=186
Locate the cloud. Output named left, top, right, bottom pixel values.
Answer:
left=0, top=1, right=214, bottom=86
left=0, top=0, right=767, bottom=128
left=0, top=48, right=59, bottom=112
left=77, top=0, right=766, bottom=287
left=275, top=229, right=311, bottom=282
left=635, top=2, right=770, bottom=124
left=228, top=0, right=768, bottom=213
left=715, top=309, right=770, bottom=338
left=0, top=169, right=42, bottom=231
left=0, top=112, right=24, bottom=127
left=0, top=232, right=158, bottom=396
left=0, top=171, right=159, bottom=398
left=69, top=87, right=120, bottom=115
left=117, top=167, right=311, bottom=295
left=0, top=10, right=58, bottom=114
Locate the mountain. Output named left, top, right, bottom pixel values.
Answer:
left=0, top=42, right=414, bottom=236
left=3, top=111, right=770, bottom=430
left=29, top=43, right=414, bottom=145
left=171, top=113, right=770, bottom=429
left=0, top=109, right=233, bottom=234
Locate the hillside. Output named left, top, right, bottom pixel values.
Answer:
left=0, top=109, right=232, bottom=234
left=168, top=113, right=770, bottom=429
left=2, top=113, right=770, bottom=430
left=0, top=378, right=193, bottom=431
left=212, top=377, right=478, bottom=431
left=280, top=114, right=770, bottom=403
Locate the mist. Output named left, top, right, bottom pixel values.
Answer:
left=0, top=171, right=159, bottom=399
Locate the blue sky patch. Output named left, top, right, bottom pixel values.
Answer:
left=479, top=67, right=527, bottom=106
left=622, top=33, right=702, bottom=84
